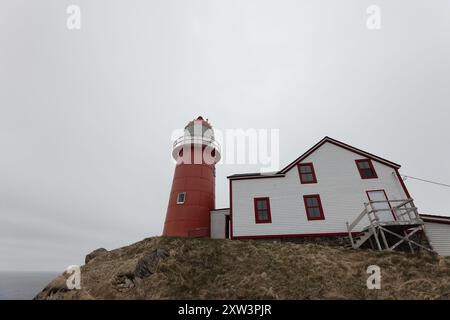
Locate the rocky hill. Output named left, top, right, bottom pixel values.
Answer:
left=35, top=236, right=450, bottom=300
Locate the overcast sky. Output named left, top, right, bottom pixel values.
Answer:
left=1, top=0, right=449, bottom=271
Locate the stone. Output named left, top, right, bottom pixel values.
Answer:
left=113, top=273, right=135, bottom=292
left=134, top=249, right=169, bottom=279
left=85, top=248, right=108, bottom=264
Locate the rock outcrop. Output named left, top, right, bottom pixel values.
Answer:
left=85, top=248, right=108, bottom=264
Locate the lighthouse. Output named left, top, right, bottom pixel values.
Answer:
left=163, top=117, right=221, bottom=237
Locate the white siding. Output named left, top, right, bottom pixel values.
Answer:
left=424, top=222, right=450, bottom=256
left=211, top=209, right=229, bottom=239
left=231, top=142, right=409, bottom=237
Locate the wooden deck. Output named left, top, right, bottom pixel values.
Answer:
left=346, top=199, right=436, bottom=254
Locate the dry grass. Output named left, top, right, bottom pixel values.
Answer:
left=35, top=237, right=450, bottom=300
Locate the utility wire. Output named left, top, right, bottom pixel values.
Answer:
left=401, top=175, right=450, bottom=188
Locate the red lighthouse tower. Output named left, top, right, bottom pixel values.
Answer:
left=163, top=116, right=221, bottom=237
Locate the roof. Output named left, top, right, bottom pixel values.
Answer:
left=210, top=208, right=230, bottom=215
left=185, top=116, right=212, bottom=129
left=228, top=136, right=401, bottom=180
left=227, top=172, right=285, bottom=179
left=420, top=214, right=450, bottom=224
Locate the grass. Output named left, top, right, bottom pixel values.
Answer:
left=35, top=236, right=450, bottom=300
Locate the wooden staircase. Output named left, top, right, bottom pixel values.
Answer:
left=352, top=229, right=375, bottom=249
left=346, top=199, right=436, bottom=254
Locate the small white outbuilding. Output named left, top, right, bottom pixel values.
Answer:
left=420, top=214, right=450, bottom=256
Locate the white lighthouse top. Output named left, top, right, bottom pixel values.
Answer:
left=184, top=116, right=214, bottom=138
left=172, top=116, right=221, bottom=163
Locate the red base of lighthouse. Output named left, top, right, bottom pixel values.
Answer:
left=163, top=163, right=215, bottom=237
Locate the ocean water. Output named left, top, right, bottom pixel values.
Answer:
left=0, top=272, right=59, bottom=300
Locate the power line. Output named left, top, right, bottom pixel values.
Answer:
left=401, top=175, right=450, bottom=188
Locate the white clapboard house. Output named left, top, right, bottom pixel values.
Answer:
left=211, top=136, right=450, bottom=255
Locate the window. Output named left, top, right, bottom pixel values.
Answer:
left=177, top=192, right=186, bottom=204
left=298, top=163, right=317, bottom=184
left=254, top=197, right=272, bottom=223
left=355, top=159, right=378, bottom=179
left=303, top=195, right=325, bottom=220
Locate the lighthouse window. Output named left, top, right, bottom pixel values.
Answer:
left=177, top=192, right=186, bottom=204
left=254, top=197, right=272, bottom=223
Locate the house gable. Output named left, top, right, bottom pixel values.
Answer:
left=279, top=136, right=401, bottom=174
left=227, top=136, right=401, bottom=181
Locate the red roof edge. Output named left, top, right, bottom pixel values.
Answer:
left=420, top=213, right=450, bottom=220
left=279, top=136, right=401, bottom=174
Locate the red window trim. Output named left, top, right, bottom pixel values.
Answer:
left=297, top=162, right=317, bottom=184
left=355, top=159, right=378, bottom=179
left=303, top=194, right=325, bottom=221
left=253, top=197, right=272, bottom=224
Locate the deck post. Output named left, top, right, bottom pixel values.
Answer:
left=380, top=229, right=389, bottom=250
left=372, top=227, right=382, bottom=251
left=404, top=230, right=415, bottom=253
left=369, top=201, right=389, bottom=250
left=346, top=222, right=355, bottom=248
left=368, top=237, right=375, bottom=250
